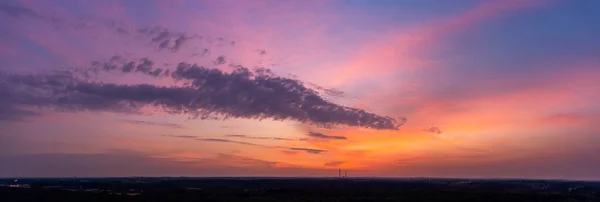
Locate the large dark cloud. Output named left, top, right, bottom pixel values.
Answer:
left=51, top=56, right=406, bottom=130
left=307, top=132, right=347, bottom=140
left=0, top=65, right=404, bottom=129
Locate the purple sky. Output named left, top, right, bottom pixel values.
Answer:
left=1, top=0, right=599, bottom=180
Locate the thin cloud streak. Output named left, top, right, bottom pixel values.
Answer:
left=225, top=134, right=296, bottom=141
left=197, top=138, right=266, bottom=147
left=159, top=135, right=328, bottom=155
left=307, top=132, right=347, bottom=140
left=161, top=134, right=196, bottom=139
left=122, top=120, right=183, bottom=129
left=289, top=148, right=327, bottom=154
left=324, top=161, right=344, bottom=167
left=198, top=138, right=328, bottom=155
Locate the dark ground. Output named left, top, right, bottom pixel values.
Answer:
left=1, top=177, right=599, bottom=202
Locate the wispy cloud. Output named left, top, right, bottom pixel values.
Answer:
left=122, top=120, right=183, bottom=129
left=423, top=126, right=442, bottom=134
left=225, top=134, right=296, bottom=141
left=307, top=132, right=347, bottom=140
left=197, top=138, right=266, bottom=147
left=196, top=138, right=327, bottom=154
left=540, top=113, right=592, bottom=125
left=0, top=3, right=40, bottom=18
left=161, top=134, right=197, bottom=139
left=289, top=147, right=327, bottom=154
left=161, top=134, right=328, bottom=154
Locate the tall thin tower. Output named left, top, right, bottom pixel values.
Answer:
left=338, top=169, right=341, bottom=178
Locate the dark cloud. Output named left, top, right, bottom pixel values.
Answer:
left=0, top=71, right=71, bottom=121
left=324, top=161, right=344, bottom=167
left=170, top=63, right=404, bottom=129
left=307, top=132, right=347, bottom=140
left=159, top=39, right=170, bottom=50
left=273, top=137, right=295, bottom=141
left=225, top=134, right=295, bottom=141
left=289, top=148, right=327, bottom=154
left=114, top=24, right=216, bottom=53
left=2, top=64, right=404, bottom=130
left=79, top=57, right=405, bottom=130
left=138, top=26, right=205, bottom=52
left=172, top=35, right=190, bottom=51
left=200, top=48, right=210, bottom=56
left=122, top=120, right=183, bottom=129
left=423, top=126, right=442, bottom=134
left=214, top=55, right=226, bottom=65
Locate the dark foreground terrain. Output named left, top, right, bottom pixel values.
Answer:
left=1, top=177, right=599, bottom=202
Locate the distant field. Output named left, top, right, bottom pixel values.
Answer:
left=1, top=178, right=599, bottom=202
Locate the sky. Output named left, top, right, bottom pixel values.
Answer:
left=0, top=0, right=599, bottom=180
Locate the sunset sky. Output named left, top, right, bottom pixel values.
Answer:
left=1, top=0, right=599, bottom=180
